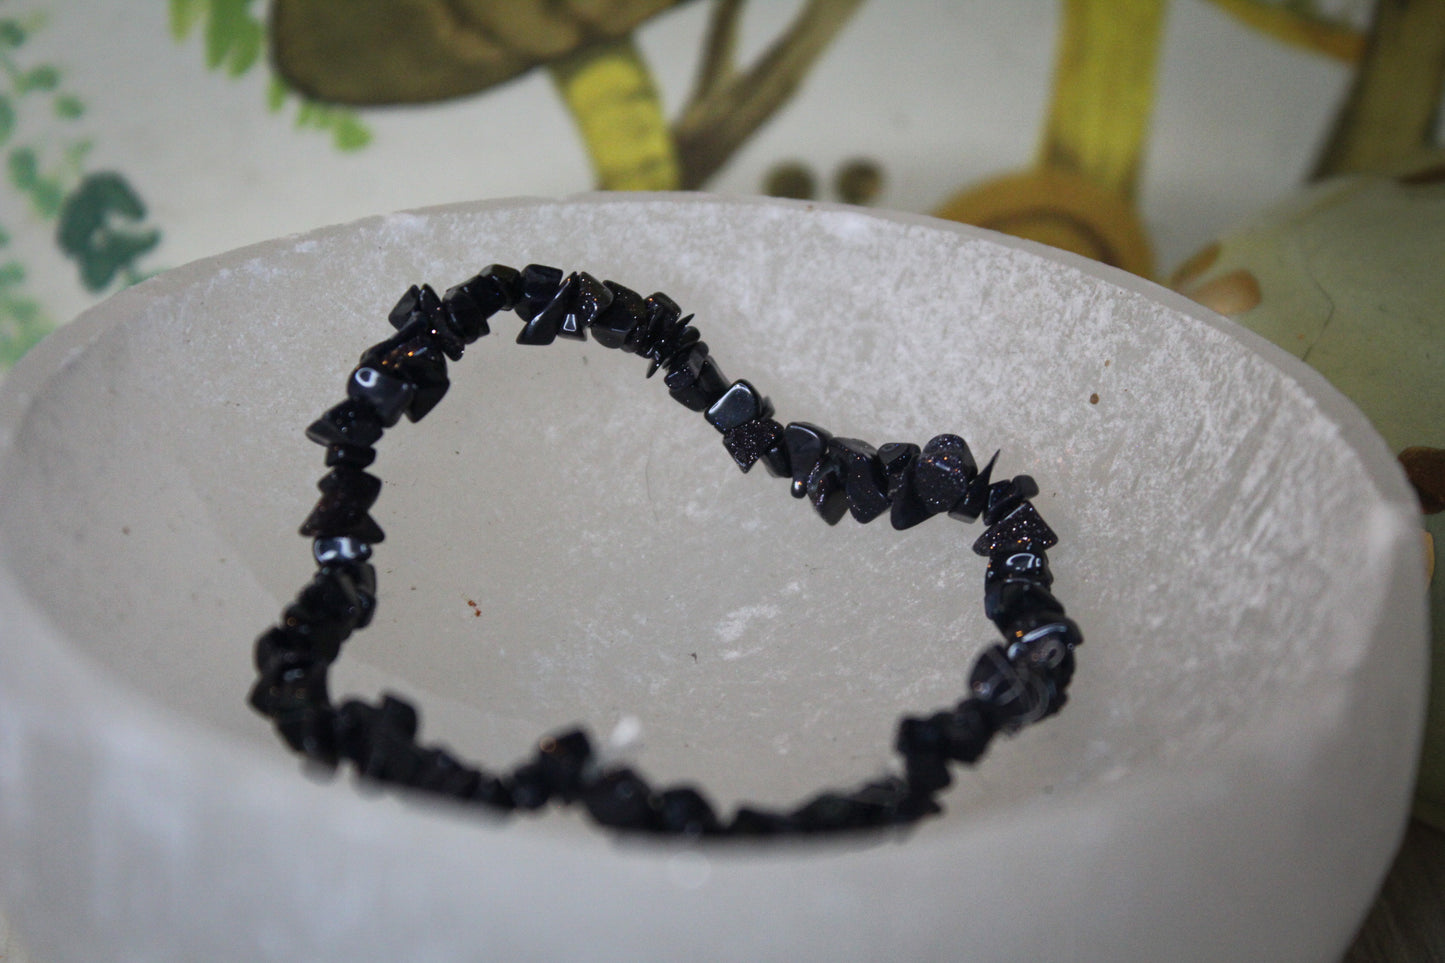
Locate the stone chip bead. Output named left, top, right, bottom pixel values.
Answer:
left=985, top=577, right=1064, bottom=633
left=299, top=467, right=386, bottom=544
left=306, top=400, right=384, bottom=449
left=830, top=437, right=891, bottom=524
left=722, top=417, right=785, bottom=473
left=313, top=535, right=373, bottom=565
left=442, top=263, right=522, bottom=342
left=664, top=342, right=730, bottom=412
left=972, top=500, right=1059, bottom=555
left=582, top=768, right=659, bottom=830
left=334, top=695, right=421, bottom=781
left=783, top=422, right=831, bottom=499
left=805, top=454, right=848, bottom=525
left=514, top=263, right=565, bottom=322
left=949, top=449, right=998, bottom=522
left=589, top=281, right=647, bottom=349
left=877, top=442, right=933, bottom=530
left=654, top=786, right=723, bottom=836
left=912, top=434, right=978, bottom=513
left=347, top=365, right=415, bottom=427
left=531, top=729, right=594, bottom=803
left=968, top=645, right=1052, bottom=728
left=984, top=474, right=1041, bottom=526
left=375, top=337, right=450, bottom=422
left=986, top=547, right=1053, bottom=587
left=324, top=442, right=376, bottom=469
left=705, top=379, right=772, bottom=432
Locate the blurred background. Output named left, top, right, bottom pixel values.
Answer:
left=0, top=0, right=1438, bottom=361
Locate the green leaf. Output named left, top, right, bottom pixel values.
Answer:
left=169, top=0, right=203, bottom=41
left=0, top=21, right=26, bottom=48
left=8, top=148, right=38, bottom=189
left=265, top=77, right=287, bottom=113
left=294, top=99, right=318, bottom=128
left=0, top=261, right=23, bottom=286
left=0, top=97, right=13, bottom=145
left=21, top=65, right=60, bottom=93
left=205, top=0, right=260, bottom=74
left=227, top=17, right=263, bottom=76
left=31, top=178, right=64, bottom=218
left=56, top=172, right=161, bottom=292
left=53, top=93, right=83, bottom=119
left=64, top=139, right=94, bottom=167
left=331, top=113, right=372, bottom=152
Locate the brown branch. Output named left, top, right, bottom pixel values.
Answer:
left=1201, top=0, right=1366, bottom=62
left=1312, top=0, right=1445, bottom=179
left=672, top=0, right=865, bottom=189
left=688, top=0, right=745, bottom=105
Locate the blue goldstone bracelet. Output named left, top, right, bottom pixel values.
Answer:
left=248, top=264, right=1083, bottom=837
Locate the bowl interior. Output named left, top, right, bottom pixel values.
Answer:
left=0, top=197, right=1412, bottom=826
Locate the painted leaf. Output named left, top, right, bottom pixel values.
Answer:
left=270, top=0, right=680, bottom=104
left=55, top=172, right=161, bottom=292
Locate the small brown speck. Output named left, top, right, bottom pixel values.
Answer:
left=691, top=652, right=698, bottom=663
left=1104, top=360, right=1111, bottom=367
left=1089, top=393, right=1100, bottom=405
left=121, top=526, right=130, bottom=535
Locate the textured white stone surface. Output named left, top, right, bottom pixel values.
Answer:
left=0, top=195, right=1428, bottom=962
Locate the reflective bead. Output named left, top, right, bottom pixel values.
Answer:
left=321, top=560, right=376, bottom=628
left=912, top=434, right=977, bottom=513
left=705, top=380, right=771, bottom=432
left=1002, top=612, right=1084, bottom=655
left=313, top=536, right=372, bottom=565
left=560, top=272, right=614, bottom=340
left=645, top=324, right=699, bottom=378
left=784, top=422, right=831, bottom=499
left=665, top=343, right=730, bottom=411
left=722, top=417, right=785, bottom=473
left=387, top=285, right=422, bottom=329
left=984, top=474, right=1041, bottom=525
left=347, top=365, right=414, bottom=427
left=299, top=468, right=385, bottom=543
left=971, top=500, right=1058, bottom=555
left=443, top=264, right=521, bottom=343
left=515, top=263, right=564, bottom=321
left=949, top=449, right=997, bottom=522
left=986, top=548, right=1052, bottom=587
left=831, top=437, right=890, bottom=524
left=969, top=645, right=1051, bottom=728
left=878, top=442, right=933, bottom=530
left=591, top=281, right=647, bottom=349
left=324, top=443, right=375, bottom=469
left=375, top=337, right=449, bottom=421
left=805, top=456, right=848, bottom=525
left=984, top=578, right=1064, bottom=630
left=516, top=273, right=573, bottom=345
left=306, top=400, right=383, bottom=449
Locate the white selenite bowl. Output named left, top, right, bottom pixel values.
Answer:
left=0, top=195, right=1428, bottom=962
